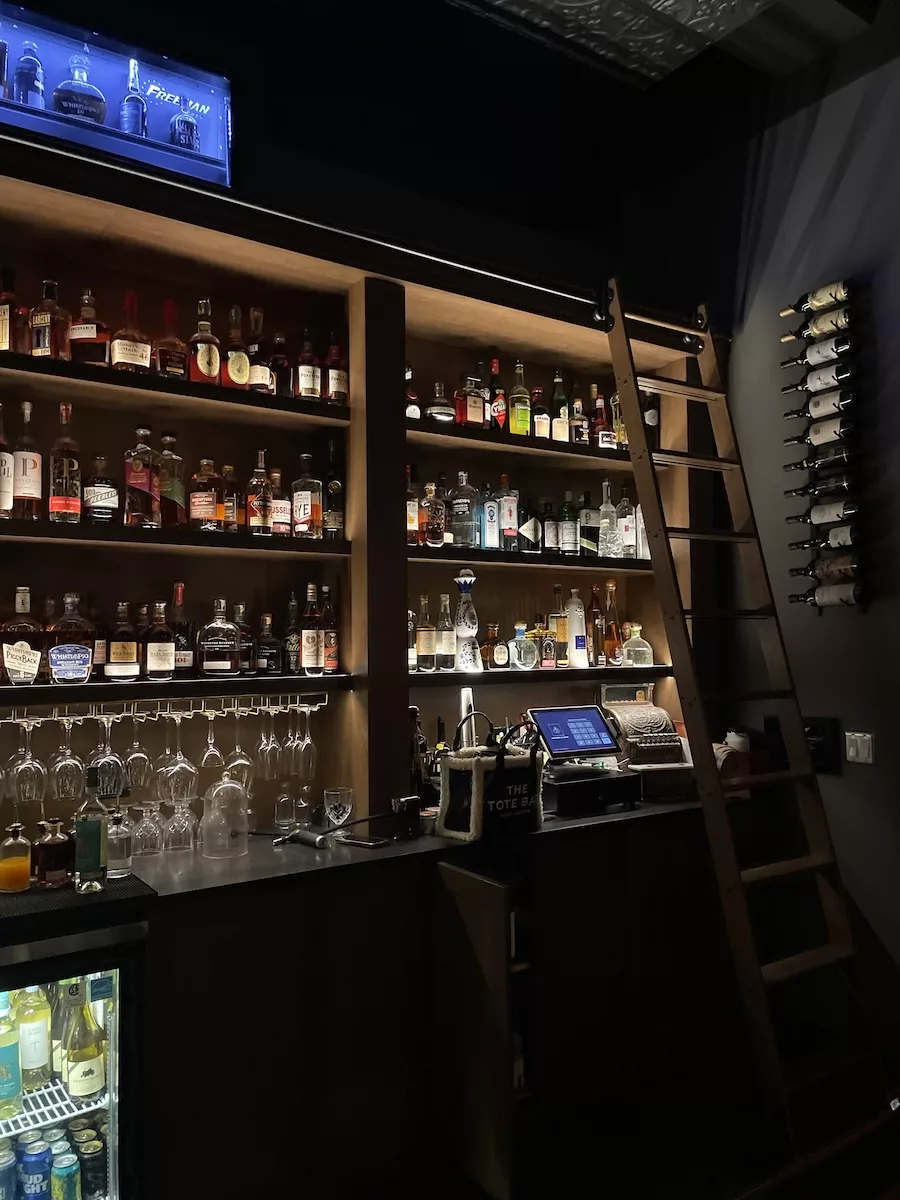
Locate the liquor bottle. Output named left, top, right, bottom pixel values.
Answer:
left=548, top=370, right=568, bottom=442
left=85, top=595, right=105, bottom=680
left=518, top=497, right=542, bottom=553
left=548, top=584, right=568, bottom=668
left=783, top=388, right=853, bottom=422
left=111, top=291, right=151, bottom=373
left=153, top=300, right=187, bottom=378
left=569, top=397, right=590, bottom=445
left=123, top=426, right=161, bottom=528
left=578, top=490, right=600, bottom=555
left=247, top=308, right=272, bottom=393
left=105, top=602, right=140, bottom=681
left=188, top=299, right=221, bottom=385
left=246, top=449, right=274, bottom=535
left=13, top=39, right=43, bottom=107
left=12, top=400, right=41, bottom=521
left=603, top=580, right=624, bottom=666
left=198, top=598, right=241, bottom=676
left=497, top=474, right=519, bottom=552
left=784, top=472, right=853, bottom=499
left=426, top=382, right=455, bottom=423
left=68, top=288, right=110, bottom=366
left=589, top=585, right=605, bottom=666
left=157, top=433, right=186, bottom=527
left=0, top=824, right=30, bottom=898
left=590, top=386, right=617, bottom=450
left=789, top=583, right=861, bottom=608
left=531, top=387, right=550, bottom=438
left=143, top=601, right=175, bottom=681
left=434, top=594, right=455, bottom=671
left=422, top=481, right=445, bottom=548
left=788, top=523, right=858, bottom=551
left=641, top=390, right=660, bottom=451
left=636, top=503, right=650, bottom=559
left=783, top=416, right=852, bottom=448
left=599, top=480, right=621, bottom=556
left=83, top=454, right=118, bottom=524
left=456, top=374, right=486, bottom=427
left=565, top=589, right=589, bottom=668
left=283, top=591, right=301, bottom=674
left=0, top=267, right=24, bottom=354
left=509, top=360, right=531, bottom=436
left=0, top=992, right=22, bottom=1118
left=169, top=93, right=200, bottom=151
left=476, top=360, right=491, bottom=425
left=269, top=332, right=292, bottom=396
left=35, top=822, right=70, bottom=888
left=63, top=979, right=105, bottom=1099
left=301, top=583, right=324, bottom=676
left=269, top=469, right=291, bottom=536
left=47, top=401, right=81, bottom=524
left=783, top=444, right=851, bottom=473
left=780, top=279, right=854, bottom=317
left=16, top=985, right=51, bottom=1093
left=623, top=623, right=653, bottom=667
left=233, top=603, right=257, bottom=675
left=406, top=364, right=420, bottom=420
left=478, top=482, right=499, bottom=550
left=189, top=459, right=224, bottom=532
left=295, top=330, right=322, bottom=399
left=257, top=613, right=283, bottom=674
left=780, top=359, right=853, bottom=396
left=789, top=554, right=858, bottom=582
left=406, top=464, right=421, bottom=545
left=489, top=357, right=507, bottom=430
left=538, top=500, right=558, bottom=554
left=785, top=498, right=858, bottom=526
left=222, top=464, right=244, bottom=532
left=221, top=305, right=249, bottom=389
left=615, top=487, right=636, bottom=559
left=29, top=279, right=69, bottom=359
left=291, top=454, right=323, bottom=538
left=781, top=307, right=851, bottom=344
left=170, top=582, right=194, bottom=678
left=74, top=768, right=107, bottom=894
left=407, top=610, right=417, bottom=671
left=119, top=57, right=147, bottom=135
left=323, top=437, right=344, bottom=540
left=449, top=470, right=478, bottom=547
left=323, top=334, right=349, bottom=404
left=52, top=52, right=106, bottom=121
left=610, top=393, right=629, bottom=450
left=479, top=623, right=508, bottom=670
left=134, top=604, right=150, bottom=673
left=1, top=586, right=42, bottom=685
left=415, top=595, right=436, bottom=673
left=780, top=334, right=853, bottom=370
left=108, top=810, right=133, bottom=878
left=558, top=491, right=579, bottom=557
left=321, top=585, right=339, bottom=674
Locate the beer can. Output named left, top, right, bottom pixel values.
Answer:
left=0, top=1139, right=10, bottom=1155
left=70, top=1130, right=97, bottom=1147
left=50, top=1153, right=81, bottom=1200
left=21, top=1140, right=53, bottom=1196
left=50, top=1141, right=72, bottom=1158
left=43, top=1129, right=66, bottom=1146
left=65, top=1119, right=91, bottom=1135
left=97, top=1123, right=108, bottom=1142
left=76, top=1141, right=105, bottom=1200
left=16, top=1130, right=43, bottom=1160
left=0, top=1149, right=16, bottom=1200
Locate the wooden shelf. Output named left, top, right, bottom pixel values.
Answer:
left=408, top=547, right=654, bottom=575
left=0, top=523, right=351, bottom=560
left=0, top=353, right=351, bottom=432
left=406, top=419, right=632, bottom=471
left=409, top=664, right=673, bottom=687
left=0, top=673, right=354, bottom=705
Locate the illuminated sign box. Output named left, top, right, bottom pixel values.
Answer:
left=0, top=4, right=231, bottom=187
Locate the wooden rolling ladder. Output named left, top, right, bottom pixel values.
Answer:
left=604, top=277, right=869, bottom=1146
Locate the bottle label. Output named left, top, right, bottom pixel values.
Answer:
left=493, top=642, right=509, bottom=667
left=3, top=640, right=41, bottom=684
left=543, top=518, right=559, bottom=551
left=49, top=494, right=81, bottom=516
left=533, top=413, right=550, bottom=438
left=810, top=500, right=847, bottom=524
left=560, top=520, right=578, bottom=552
left=406, top=498, right=419, bottom=533
left=108, top=640, right=138, bottom=664
left=258, top=647, right=282, bottom=673
left=284, top=633, right=301, bottom=673
left=301, top=628, right=324, bottom=669
left=555, top=616, right=569, bottom=642
left=69, top=322, right=98, bottom=341
left=192, top=343, right=220, bottom=380
left=13, top=450, right=42, bottom=499
left=806, top=363, right=841, bottom=393
left=93, top=637, right=107, bottom=667
left=519, top=517, right=541, bottom=545
left=83, top=484, right=118, bottom=511
left=511, top=401, right=530, bottom=435
left=491, top=393, right=507, bottom=428
left=617, top=516, right=636, bottom=547
left=190, top=491, right=217, bottom=520
left=175, top=649, right=194, bottom=670
left=807, top=390, right=842, bottom=419
left=805, top=336, right=840, bottom=366
left=809, top=281, right=849, bottom=311
left=328, top=368, right=349, bottom=398
left=225, top=349, right=250, bottom=385
left=105, top=660, right=140, bottom=678
left=248, top=492, right=272, bottom=529
left=466, top=394, right=483, bottom=424
left=438, top=630, right=456, bottom=657
left=126, top=459, right=160, bottom=501
left=551, top=416, right=569, bottom=442
left=814, top=583, right=858, bottom=607
left=156, top=347, right=187, bottom=377
left=0, top=451, right=12, bottom=511
left=416, top=629, right=437, bottom=656
left=19, top=1016, right=49, bottom=1069
left=145, top=642, right=175, bottom=673
left=248, top=364, right=273, bottom=391
left=293, top=491, right=313, bottom=533
left=0, top=302, right=10, bottom=352
left=808, top=308, right=849, bottom=339
left=323, top=508, right=344, bottom=534
left=482, top=499, right=500, bottom=548
left=297, top=364, right=321, bottom=397
left=827, top=524, right=854, bottom=548
left=501, top=495, right=518, bottom=534
left=67, top=1053, right=105, bottom=1097
left=0, top=1039, right=21, bottom=1099
left=49, top=643, right=92, bottom=684
left=75, top=813, right=107, bottom=875
left=816, top=554, right=856, bottom=581
left=111, top=339, right=151, bottom=369
left=808, top=416, right=843, bottom=446
left=159, top=472, right=185, bottom=511
left=324, top=631, right=339, bottom=671
left=272, top=498, right=291, bottom=534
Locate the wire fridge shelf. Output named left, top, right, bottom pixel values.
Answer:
left=0, top=1081, right=108, bottom=1137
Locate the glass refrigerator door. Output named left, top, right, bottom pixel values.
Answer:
left=0, top=968, right=121, bottom=1199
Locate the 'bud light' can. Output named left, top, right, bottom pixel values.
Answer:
left=50, top=1152, right=81, bottom=1200
left=0, top=1148, right=16, bottom=1200
left=21, top=1139, right=53, bottom=1196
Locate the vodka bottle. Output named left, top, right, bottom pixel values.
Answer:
left=598, top=478, right=620, bottom=557
left=615, top=486, right=636, bottom=559
left=565, top=589, right=589, bottom=668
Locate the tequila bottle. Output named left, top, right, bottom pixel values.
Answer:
left=479, top=622, right=508, bottom=670
left=623, top=623, right=653, bottom=667
left=598, top=478, right=621, bottom=557
left=453, top=570, right=483, bottom=672
left=565, top=589, right=589, bottom=668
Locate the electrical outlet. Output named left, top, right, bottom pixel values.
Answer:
left=845, top=731, right=874, bottom=764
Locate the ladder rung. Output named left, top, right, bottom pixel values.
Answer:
left=685, top=608, right=775, bottom=619
left=702, top=689, right=794, bottom=703
left=761, top=941, right=854, bottom=985
left=667, top=527, right=757, bottom=544
left=636, top=374, right=726, bottom=402
left=722, top=770, right=814, bottom=793
left=741, top=853, right=834, bottom=885
left=652, top=450, right=741, bottom=472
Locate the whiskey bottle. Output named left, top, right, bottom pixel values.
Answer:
left=134, top=603, right=149, bottom=673
left=269, top=469, right=291, bottom=536
left=188, top=299, right=221, bottom=385
left=781, top=307, right=851, bottom=344
left=158, top=434, right=186, bottom=527
left=247, top=308, right=272, bottom=393
left=104, top=603, right=140, bottom=681
left=489, top=358, right=507, bottom=431
left=789, top=583, right=860, bottom=608
left=111, top=291, right=151, bottom=373
left=783, top=416, right=852, bottom=448
left=550, top=370, right=569, bottom=442
left=780, top=334, right=852, bottom=369
left=509, top=360, right=531, bottom=436
left=295, top=330, right=322, bottom=399
left=301, top=583, right=324, bottom=677
left=222, top=305, right=250, bottom=389
left=246, top=449, right=273, bottom=536
left=12, top=400, right=41, bottom=521
left=29, top=280, right=69, bottom=359
left=569, top=397, right=590, bottom=445
left=323, top=334, right=349, bottom=405
left=123, top=426, right=161, bottom=528
left=784, top=472, right=853, bottom=499
left=589, top=585, right=605, bottom=667
left=0, top=403, right=11, bottom=519
left=169, top=94, right=200, bottom=151
left=780, top=359, right=853, bottom=396
left=788, top=524, right=857, bottom=551
left=1, top=586, right=42, bottom=685
left=189, top=459, right=224, bottom=532
left=780, top=279, right=854, bottom=317
left=198, top=599, right=240, bottom=676
left=531, top=387, right=550, bottom=438
left=291, top=454, right=323, bottom=539
left=52, top=53, right=106, bottom=122
left=269, top=333, right=292, bottom=397
left=12, top=39, right=43, bottom=108
left=83, top=455, right=118, bottom=524
left=0, top=267, right=22, bottom=354
left=143, top=601, right=175, bottom=681
left=497, top=474, right=519, bottom=552
left=283, top=591, right=301, bottom=674
left=257, top=613, right=283, bottom=675
left=421, top=481, right=445, bottom=548
left=119, top=57, right=147, bottom=136
left=171, top=582, right=194, bottom=678
left=603, top=580, right=624, bottom=666
left=783, top=388, right=853, bottom=422
left=323, top=437, right=344, bottom=540
left=789, top=554, right=858, bottom=582
left=222, top=464, right=244, bottom=532
left=415, top=595, right=436, bottom=673
left=406, top=464, right=421, bottom=545
left=49, top=401, right=81, bottom=524
left=785, top=499, right=858, bottom=526
left=783, top=444, right=851, bottom=473
left=436, top=593, right=455, bottom=671
left=425, top=382, right=454, bottom=423
left=86, top=595, right=106, bottom=679
left=232, top=603, right=257, bottom=676
left=152, top=300, right=187, bottom=378
left=68, top=289, right=110, bottom=367
left=48, top=592, right=94, bottom=682
left=321, top=585, right=339, bottom=675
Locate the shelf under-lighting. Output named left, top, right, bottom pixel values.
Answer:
left=408, top=665, right=674, bottom=687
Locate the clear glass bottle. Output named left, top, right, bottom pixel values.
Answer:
left=301, top=583, right=324, bottom=677
left=415, top=595, right=436, bottom=673
left=0, top=824, right=31, bottom=894
left=480, top=622, right=509, bottom=670
left=407, top=610, right=417, bottom=672
left=52, top=53, right=106, bottom=122
left=623, top=623, right=653, bottom=667
left=123, top=426, right=161, bottom=528
left=558, top=491, right=579, bottom=557
left=63, top=979, right=105, bottom=1101
left=68, top=288, right=110, bottom=366
left=142, top=600, right=175, bottom=681
left=111, top=291, right=151, bottom=373
left=496, top=474, right=519, bottom=552
left=295, top=329, right=322, bottom=399
left=0, top=992, right=22, bottom=1118
left=74, top=766, right=107, bottom=894
left=16, top=984, right=51, bottom=1091
left=589, top=585, right=605, bottom=667
left=598, top=478, right=621, bottom=557
left=604, top=580, right=624, bottom=666
left=222, top=304, right=250, bottom=389
left=107, top=810, right=133, bottom=878
left=517, top=497, right=542, bottom=553
left=425, top=381, right=455, bottom=423
left=565, top=588, right=589, bottom=668
left=189, top=458, right=224, bottom=532
left=169, top=93, right=200, bottom=151
left=636, top=503, right=651, bottom=559
left=508, top=622, right=538, bottom=669
left=291, top=453, right=323, bottom=539
left=222, top=464, right=244, bottom=533
left=188, top=298, right=221, bottom=385
left=152, top=299, right=187, bottom=378
left=269, top=469, right=291, bottom=536
left=615, top=486, right=636, bottom=559
left=449, top=470, right=478, bottom=548
left=246, top=449, right=273, bottom=535
left=508, top=360, right=531, bottom=436
left=436, top=594, right=455, bottom=671
left=119, top=56, right=147, bottom=136
left=233, top=602, right=257, bottom=676
left=29, top=279, right=70, bottom=360
left=421, top=482, right=445, bottom=548
left=48, top=401, right=81, bottom=524
left=198, top=598, right=241, bottom=676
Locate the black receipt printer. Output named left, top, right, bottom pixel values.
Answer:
left=528, top=704, right=640, bottom=817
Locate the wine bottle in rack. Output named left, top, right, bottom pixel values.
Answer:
left=781, top=307, right=851, bottom=344
left=780, top=334, right=852, bottom=369
left=789, top=554, right=858, bottom=582
left=780, top=279, right=854, bottom=318
left=785, top=498, right=858, bottom=526
left=780, top=359, right=854, bottom=396
left=783, top=416, right=852, bottom=448
left=783, top=444, right=851, bottom=473
left=782, top=388, right=853, bottom=421
left=788, top=523, right=857, bottom=551
left=788, top=582, right=860, bottom=608
left=784, top=471, right=853, bottom=499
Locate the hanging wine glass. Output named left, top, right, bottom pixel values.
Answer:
left=162, top=713, right=199, bottom=808
left=86, top=714, right=125, bottom=801
left=225, top=711, right=255, bottom=793
left=124, top=717, right=153, bottom=796
left=47, top=717, right=85, bottom=804
left=199, top=712, right=225, bottom=772
left=9, top=720, right=47, bottom=819
left=3, top=725, right=27, bottom=801
left=153, top=715, right=176, bottom=809
left=255, top=709, right=282, bottom=782
left=295, top=708, right=317, bottom=828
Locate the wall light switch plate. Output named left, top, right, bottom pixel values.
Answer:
left=845, top=731, right=874, bottom=764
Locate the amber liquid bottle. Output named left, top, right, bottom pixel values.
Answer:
left=111, top=291, right=151, bottom=373
left=188, top=299, right=221, bottom=385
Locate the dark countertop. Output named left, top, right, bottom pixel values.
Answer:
left=0, top=873, right=155, bottom=948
